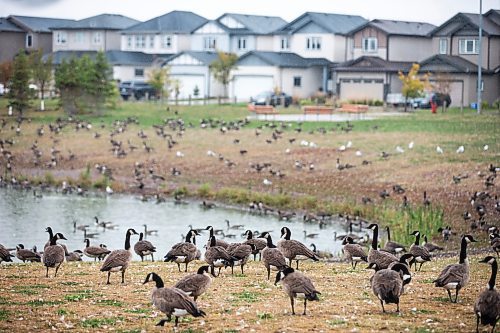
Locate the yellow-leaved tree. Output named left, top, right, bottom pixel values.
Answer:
left=398, top=63, right=430, bottom=112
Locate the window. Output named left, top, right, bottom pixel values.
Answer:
left=74, top=32, right=84, bottom=43
left=134, top=68, right=144, bottom=77
left=439, top=38, right=447, bottom=54
left=135, top=35, right=146, bottom=48
left=26, top=34, right=33, bottom=48
left=362, top=37, right=377, bottom=52
left=204, top=37, right=217, bottom=50
left=148, top=35, right=154, bottom=48
left=306, top=37, right=321, bottom=50
left=56, top=32, right=67, bottom=45
left=293, top=76, right=302, bottom=87
left=280, top=37, right=289, bottom=50
left=163, top=35, right=172, bottom=48
left=459, top=38, right=479, bottom=54
left=126, top=36, right=133, bottom=48
left=237, top=38, right=247, bottom=50
left=93, top=32, right=102, bottom=44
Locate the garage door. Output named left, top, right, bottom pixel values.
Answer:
left=232, top=75, right=273, bottom=101
left=171, top=75, right=205, bottom=99
left=340, top=78, right=384, bottom=101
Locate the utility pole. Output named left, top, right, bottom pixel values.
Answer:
left=477, top=0, right=483, bottom=114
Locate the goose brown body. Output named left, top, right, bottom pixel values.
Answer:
left=277, top=227, right=319, bottom=269
left=259, top=232, right=287, bottom=279
left=275, top=267, right=321, bottom=315
left=173, top=266, right=213, bottom=301
left=164, top=230, right=199, bottom=272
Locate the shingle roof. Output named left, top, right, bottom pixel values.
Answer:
left=217, top=13, right=287, bottom=34
left=277, top=12, right=367, bottom=35
left=430, top=12, right=500, bottom=36
left=419, top=54, right=487, bottom=73
left=0, top=17, right=24, bottom=32
left=348, top=19, right=435, bottom=36
left=8, top=15, right=75, bottom=33
left=164, top=51, right=219, bottom=65
left=123, top=10, right=207, bottom=34
left=238, top=51, right=331, bottom=68
left=45, top=50, right=171, bottom=66
left=55, top=14, right=139, bottom=30
left=333, top=56, right=413, bottom=73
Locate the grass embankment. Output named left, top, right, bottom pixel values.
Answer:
left=0, top=255, right=496, bottom=332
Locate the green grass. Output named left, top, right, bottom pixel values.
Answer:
left=80, top=316, right=123, bottom=328
left=257, top=312, right=273, bottom=320
left=96, top=299, right=123, bottom=307
left=13, top=284, right=50, bottom=295
left=232, top=291, right=261, bottom=303
left=124, top=307, right=149, bottom=314
left=56, top=309, right=68, bottom=316
left=26, top=299, right=63, bottom=306
left=65, top=289, right=95, bottom=302
left=0, top=309, right=9, bottom=321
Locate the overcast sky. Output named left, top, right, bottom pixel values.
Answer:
left=1, top=0, right=498, bottom=25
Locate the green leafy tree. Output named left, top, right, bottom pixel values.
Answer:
left=0, top=61, right=13, bottom=92
left=398, top=63, right=430, bottom=112
left=55, top=57, right=81, bottom=115
left=8, top=51, right=34, bottom=117
left=209, top=51, right=238, bottom=99
left=148, top=67, right=171, bottom=103
left=30, top=49, right=52, bottom=102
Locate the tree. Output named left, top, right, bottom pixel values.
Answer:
left=55, top=57, right=80, bottom=115
left=30, top=49, right=53, bottom=105
left=147, top=67, right=171, bottom=103
left=8, top=51, right=34, bottom=117
left=209, top=51, right=238, bottom=100
left=398, top=63, right=430, bottom=112
left=0, top=61, right=13, bottom=92
left=87, top=52, right=115, bottom=114
left=432, top=72, right=452, bottom=112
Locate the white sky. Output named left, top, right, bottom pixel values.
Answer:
left=1, top=0, right=499, bottom=26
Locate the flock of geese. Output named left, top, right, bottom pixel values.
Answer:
left=1, top=221, right=499, bottom=331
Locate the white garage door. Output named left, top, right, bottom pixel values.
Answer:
left=340, top=79, right=384, bottom=101
left=232, top=75, right=273, bottom=101
left=171, top=75, right=205, bottom=99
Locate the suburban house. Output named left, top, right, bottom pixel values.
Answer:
left=332, top=19, right=435, bottom=102
left=51, top=14, right=139, bottom=52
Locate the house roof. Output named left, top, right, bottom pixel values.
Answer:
left=122, top=10, right=207, bottom=34
left=8, top=15, right=75, bottom=33
left=237, top=51, right=331, bottom=68
left=0, top=17, right=24, bottom=32
left=54, top=14, right=139, bottom=30
left=45, top=50, right=170, bottom=66
left=430, top=12, right=500, bottom=36
left=419, top=54, right=487, bottom=73
left=333, top=56, right=413, bottom=73
left=170, top=51, right=219, bottom=65
left=348, top=19, right=435, bottom=36
left=216, top=13, right=287, bottom=35
left=276, top=12, right=367, bottom=35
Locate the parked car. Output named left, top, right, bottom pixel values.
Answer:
left=250, top=91, right=292, bottom=107
left=412, top=93, right=451, bottom=109
left=386, top=93, right=414, bottom=107
left=119, top=81, right=157, bottom=101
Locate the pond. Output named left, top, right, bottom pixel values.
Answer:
left=0, top=188, right=365, bottom=261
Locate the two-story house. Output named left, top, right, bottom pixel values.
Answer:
left=332, top=19, right=435, bottom=102
left=420, top=10, right=500, bottom=107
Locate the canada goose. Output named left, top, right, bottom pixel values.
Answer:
left=474, top=256, right=500, bottom=333
left=433, top=234, right=477, bottom=303
left=100, top=228, right=139, bottom=284
left=423, top=191, right=431, bottom=206
left=143, top=272, right=206, bottom=328
left=73, top=220, right=89, bottom=232
left=42, top=232, right=67, bottom=278
left=205, top=226, right=229, bottom=248
left=164, top=230, right=200, bottom=272
left=226, top=219, right=244, bottom=230
left=278, top=227, right=319, bottom=269
left=143, top=224, right=158, bottom=237
left=83, top=228, right=99, bottom=240
left=367, top=262, right=411, bottom=313
left=367, top=224, right=398, bottom=269
left=66, top=250, right=83, bottom=262
left=489, top=233, right=500, bottom=256
left=134, top=232, right=157, bottom=262
left=303, top=230, right=318, bottom=239
left=16, top=244, right=41, bottom=262
left=258, top=232, right=287, bottom=280
left=409, top=231, right=431, bottom=271
left=84, top=238, right=110, bottom=261
left=243, top=229, right=267, bottom=261
left=174, top=265, right=215, bottom=301
left=94, top=216, right=113, bottom=229
left=382, top=226, right=407, bottom=254
left=423, top=235, right=444, bottom=252
left=225, top=243, right=256, bottom=274
left=188, top=224, right=206, bottom=234
left=44, top=226, right=54, bottom=250
left=275, top=267, right=321, bottom=315
left=310, top=243, right=333, bottom=259
left=201, top=200, right=216, bottom=209
left=204, top=236, right=237, bottom=276
left=388, top=253, right=414, bottom=272
left=0, top=244, right=14, bottom=263
left=342, top=236, right=368, bottom=269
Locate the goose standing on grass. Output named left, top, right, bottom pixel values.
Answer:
left=226, top=243, right=256, bottom=275
left=84, top=238, right=111, bottom=261
left=423, top=235, right=444, bottom=252
left=433, top=234, right=476, bottom=303
left=258, top=232, right=287, bottom=280
left=134, top=232, right=157, bottom=262
left=164, top=230, right=200, bottom=272
left=367, top=224, right=398, bottom=269
left=100, top=228, right=139, bottom=284
left=368, top=262, right=411, bottom=313
left=277, top=227, right=319, bottom=269
left=143, top=272, right=206, bottom=328
left=0, top=244, right=14, bottom=263
left=474, top=256, right=500, bottom=333
left=382, top=226, right=407, bottom=254
left=342, top=236, right=368, bottom=269
left=204, top=236, right=237, bottom=276
left=274, top=267, right=321, bottom=315
left=205, top=226, right=229, bottom=248
left=66, top=249, right=83, bottom=262
left=243, top=229, right=266, bottom=261
left=174, top=265, right=215, bottom=302
left=409, top=230, right=432, bottom=271
left=43, top=232, right=67, bottom=278
left=16, top=244, right=41, bottom=262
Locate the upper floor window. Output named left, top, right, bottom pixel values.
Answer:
left=55, top=32, right=67, bottom=45
left=280, top=37, right=289, bottom=50
left=459, top=38, right=479, bottom=54
left=93, top=32, right=102, bottom=44
left=26, top=34, right=33, bottom=48
left=135, top=35, right=146, bottom=49
left=204, top=37, right=217, bottom=50
left=306, top=37, right=321, bottom=50
left=439, top=38, right=448, bottom=54
left=362, top=37, right=377, bottom=53
left=163, top=35, right=172, bottom=49
left=126, top=36, right=133, bottom=48
left=237, top=38, right=247, bottom=50
left=293, top=76, right=302, bottom=87
left=148, top=35, right=154, bottom=48
left=135, top=68, right=144, bottom=77
left=74, top=32, right=84, bottom=43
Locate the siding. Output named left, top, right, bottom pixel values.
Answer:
left=388, top=36, right=432, bottom=62
left=0, top=31, right=25, bottom=62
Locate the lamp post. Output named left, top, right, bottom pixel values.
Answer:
left=477, top=0, right=483, bottom=114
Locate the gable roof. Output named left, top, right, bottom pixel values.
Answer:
left=0, top=17, right=24, bottom=32
left=419, top=54, right=487, bottom=73
left=430, top=12, right=500, bottom=36
left=237, top=51, right=331, bottom=68
left=216, top=13, right=287, bottom=35
left=348, top=19, right=435, bottom=36
left=123, top=10, right=207, bottom=34
left=485, top=9, right=500, bottom=25
left=8, top=15, right=75, bottom=33
left=333, top=56, right=413, bottom=73
left=54, top=14, right=139, bottom=30
left=276, top=12, right=367, bottom=35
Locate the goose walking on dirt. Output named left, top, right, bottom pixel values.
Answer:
left=367, top=224, right=398, bottom=269
left=409, top=231, right=432, bottom=271
left=275, top=267, right=321, bottom=315
left=164, top=230, right=200, bottom=272
left=368, top=262, right=411, bottom=313
left=100, top=228, right=139, bottom=284
left=134, top=232, right=156, bottom=262
left=84, top=238, right=110, bottom=261
left=342, top=236, right=368, bottom=269
left=277, top=227, right=319, bottom=269
left=258, top=232, right=287, bottom=280
left=474, top=256, right=500, bottom=333
left=382, top=226, right=406, bottom=254
left=174, top=265, right=215, bottom=301
left=43, top=232, right=67, bottom=278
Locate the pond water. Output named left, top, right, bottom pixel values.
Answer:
left=0, top=188, right=366, bottom=261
